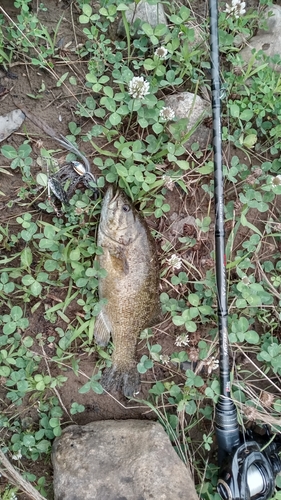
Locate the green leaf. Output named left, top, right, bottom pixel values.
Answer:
left=90, top=380, right=103, bottom=394
left=10, top=306, right=23, bottom=321
left=152, top=122, right=163, bottom=134
left=184, top=320, right=197, bottom=332
left=57, top=72, right=69, bottom=87
left=22, top=275, right=35, bottom=286
left=21, top=247, right=32, bottom=268
left=79, top=381, right=91, bottom=394
left=142, top=22, right=154, bottom=36
left=240, top=212, right=262, bottom=236
left=103, top=86, right=114, bottom=98
left=23, top=336, right=33, bottom=348
left=82, top=4, right=92, bottom=17
left=240, top=109, right=253, bottom=121
left=0, top=366, right=10, bottom=376
left=237, top=316, right=249, bottom=333
left=242, top=134, right=257, bottom=149
left=169, top=14, right=184, bottom=24
left=172, top=316, right=185, bottom=326
left=53, top=426, right=61, bottom=437
left=69, top=76, right=77, bottom=85
left=149, top=381, right=165, bottom=395
left=230, top=103, right=240, bottom=118
left=176, top=160, right=190, bottom=170
left=49, top=417, right=60, bottom=428
left=1, top=145, right=17, bottom=159
left=196, top=163, right=213, bottom=174
left=116, top=2, right=128, bottom=10
left=154, top=24, right=168, bottom=36
left=143, top=58, right=156, bottom=71
left=150, top=344, right=162, bottom=353
left=185, top=400, right=197, bottom=415
left=69, top=248, right=81, bottom=261
left=23, top=434, right=35, bottom=447
left=17, top=380, right=29, bottom=392
left=188, top=293, right=200, bottom=307
left=100, top=96, right=116, bottom=112
left=245, top=330, right=260, bottom=344
left=109, top=112, right=122, bottom=126
left=198, top=305, right=213, bottom=315
left=236, top=298, right=247, bottom=308
left=36, top=380, right=46, bottom=391
left=30, top=281, right=43, bottom=297
left=44, top=259, right=57, bottom=272
left=3, top=322, right=17, bottom=335
left=36, top=172, right=48, bottom=186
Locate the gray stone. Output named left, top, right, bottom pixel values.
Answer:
left=169, top=213, right=197, bottom=240
left=165, top=92, right=211, bottom=148
left=52, top=419, right=198, bottom=500
left=240, top=6, right=281, bottom=68
left=118, top=1, right=167, bottom=37
left=186, top=21, right=208, bottom=52
left=0, top=109, right=25, bottom=142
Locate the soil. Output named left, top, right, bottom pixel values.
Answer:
left=0, top=0, right=278, bottom=499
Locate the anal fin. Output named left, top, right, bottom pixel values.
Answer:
left=94, top=309, right=111, bottom=346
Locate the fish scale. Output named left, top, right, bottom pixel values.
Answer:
left=94, top=186, right=161, bottom=397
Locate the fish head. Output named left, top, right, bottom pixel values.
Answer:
left=100, top=186, right=140, bottom=245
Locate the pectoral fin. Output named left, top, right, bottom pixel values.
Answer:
left=94, top=309, right=111, bottom=346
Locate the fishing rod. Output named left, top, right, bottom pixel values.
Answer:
left=209, top=0, right=281, bottom=498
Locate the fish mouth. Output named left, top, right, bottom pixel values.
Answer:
left=103, top=185, right=119, bottom=208
left=109, top=187, right=120, bottom=205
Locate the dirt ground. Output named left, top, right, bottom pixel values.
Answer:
left=0, top=0, right=272, bottom=498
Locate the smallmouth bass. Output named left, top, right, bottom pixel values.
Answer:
left=94, top=186, right=160, bottom=397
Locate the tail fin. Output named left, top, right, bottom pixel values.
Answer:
left=101, top=365, right=140, bottom=398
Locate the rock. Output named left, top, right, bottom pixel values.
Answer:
left=118, top=0, right=167, bottom=38
left=0, top=109, right=26, bottom=142
left=239, top=6, right=281, bottom=68
left=169, top=213, right=197, bottom=241
left=165, top=92, right=211, bottom=148
left=52, top=419, right=198, bottom=500
left=185, top=21, right=208, bottom=52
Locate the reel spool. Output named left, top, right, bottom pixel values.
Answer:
left=217, top=440, right=281, bottom=500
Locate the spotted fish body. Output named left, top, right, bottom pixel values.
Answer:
left=94, top=186, right=160, bottom=397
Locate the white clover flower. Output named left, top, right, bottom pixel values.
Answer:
left=175, top=334, right=189, bottom=347
left=168, top=254, right=182, bottom=270
left=154, top=46, right=168, bottom=59
left=241, top=276, right=250, bottom=285
left=225, top=0, right=246, bottom=18
left=11, top=494, right=18, bottom=500
left=272, top=175, right=281, bottom=186
left=12, top=450, right=22, bottom=460
left=162, top=174, right=175, bottom=191
left=205, top=356, right=219, bottom=375
left=128, top=76, right=150, bottom=99
left=159, top=106, right=175, bottom=121
left=159, top=354, right=170, bottom=365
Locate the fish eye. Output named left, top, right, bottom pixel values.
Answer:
left=122, top=204, right=130, bottom=212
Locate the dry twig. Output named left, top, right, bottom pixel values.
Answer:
left=0, top=449, right=46, bottom=500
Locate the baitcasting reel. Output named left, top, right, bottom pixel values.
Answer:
left=47, top=135, right=99, bottom=207
left=48, top=159, right=98, bottom=205
left=217, top=434, right=281, bottom=500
